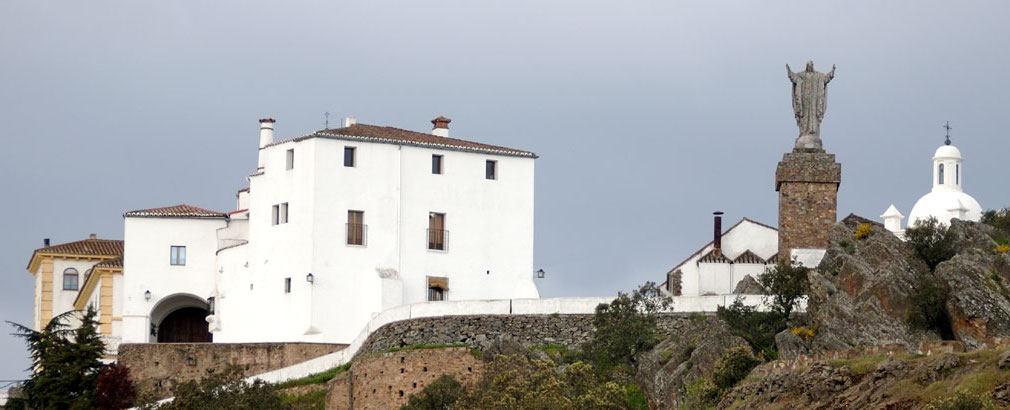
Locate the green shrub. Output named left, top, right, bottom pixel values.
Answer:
left=838, top=240, right=856, bottom=255
left=140, top=365, right=285, bottom=410
left=682, top=377, right=721, bottom=409
left=712, top=346, right=761, bottom=390
left=982, top=207, right=1010, bottom=245
left=274, top=363, right=351, bottom=389
left=905, top=217, right=957, bottom=271
left=400, top=374, right=463, bottom=410
left=716, top=299, right=787, bottom=360
left=580, top=282, right=672, bottom=374
left=758, top=261, right=810, bottom=318
left=623, top=383, right=649, bottom=410
left=923, top=389, right=997, bottom=410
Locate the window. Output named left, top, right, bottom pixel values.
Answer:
left=956, top=164, right=960, bottom=184
left=170, top=246, right=186, bottom=266
left=427, top=277, right=448, bottom=301
left=207, top=297, right=216, bottom=314
left=284, top=277, right=291, bottom=293
left=432, top=155, right=443, bottom=174
left=938, top=163, right=945, bottom=185
left=344, top=146, right=356, bottom=167
left=285, top=149, right=294, bottom=170
left=347, top=210, right=365, bottom=245
left=485, top=160, right=497, bottom=180
left=63, top=268, right=79, bottom=291
left=272, top=203, right=289, bottom=225
left=427, top=212, right=446, bottom=251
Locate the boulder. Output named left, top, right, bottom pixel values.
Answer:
left=733, top=275, right=766, bottom=295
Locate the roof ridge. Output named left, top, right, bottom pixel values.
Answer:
left=124, top=203, right=227, bottom=218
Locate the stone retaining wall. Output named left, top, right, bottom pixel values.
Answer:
left=355, top=313, right=697, bottom=358
left=118, top=342, right=345, bottom=399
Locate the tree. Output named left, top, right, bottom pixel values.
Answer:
left=8, top=305, right=106, bottom=409
left=904, top=217, right=957, bottom=271
left=139, top=365, right=286, bottom=410
left=580, top=282, right=672, bottom=375
left=96, top=363, right=137, bottom=410
left=758, top=261, right=810, bottom=318
left=716, top=299, right=786, bottom=360
left=400, top=374, right=464, bottom=410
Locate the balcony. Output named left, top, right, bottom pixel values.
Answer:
left=427, top=229, right=448, bottom=251
left=346, top=223, right=367, bottom=246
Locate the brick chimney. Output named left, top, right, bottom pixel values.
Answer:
left=431, top=116, right=451, bottom=138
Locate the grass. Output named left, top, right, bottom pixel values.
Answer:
left=275, top=362, right=352, bottom=389
left=659, top=349, right=674, bottom=365
left=623, top=383, right=649, bottom=410
left=531, top=343, right=568, bottom=356
left=279, top=389, right=327, bottom=410
left=828, top=354, right=887, bottom=375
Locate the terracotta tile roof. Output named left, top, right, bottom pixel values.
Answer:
left=94, top=257, right=123, bottom=269
left=28, top=238, right=123, bottom=271
left=124, top=204, right=227, bottom=218
left=698, top=250, right=731, bottom=264
left=269, top=123, right=536, bottom=158
left=35, top=238, right=123, bottom=258
left=733, top=250, right=767, bottom=264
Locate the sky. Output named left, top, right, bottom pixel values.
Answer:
left=2, top=1, right=1009, bottom=381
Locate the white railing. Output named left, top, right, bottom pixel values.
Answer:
left=247, top=294, right=795, bottom=385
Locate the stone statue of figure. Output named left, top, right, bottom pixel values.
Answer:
left=787, top=61, right=835, bottom=151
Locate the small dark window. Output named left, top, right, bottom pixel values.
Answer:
left=285, top=149, right=294, bottom=170
left=272, top=205, right=280, bottom=225
left=62, top=268, right=79, bottom=290
left=170, top=246, right=186, bottom=266
left=432, top=155, right=443, bottom=174
left=428, top=287, right=445, bottom=301
left=938, top=163, right=945, bottom=185
left=344, top=146, right=356, bottom=167
left=284, top=277, right=291, bottom=293
left=485, top=160, right=497, bottom=180
left=956, top=164, right=960, bottom=184
left=280, top=203, right=289, bottom=224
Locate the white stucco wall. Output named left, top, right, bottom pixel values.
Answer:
left=121, top=216, right=226, bottom=343
left=675, top=219, right=778, bottom=297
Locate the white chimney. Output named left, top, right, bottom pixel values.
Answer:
left=343, top=116, right=357, bottom=127
left=259, top=118, right=276, bottom=148
left=431, top=116, right=451, bottom=138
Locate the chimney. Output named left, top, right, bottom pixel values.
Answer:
left=43, top=238, right=50, bottom=247
left=343, top=116, right=357, bottom=128
left=431, top=116, right=451, bottom=138
left=89, top=233, right=97, bottom=239
left=713, top=211, right=724, bottom=254
left=259, top=118, right=276, bottom=149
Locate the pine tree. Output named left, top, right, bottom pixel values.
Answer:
left=8, top=305, right=106, bottom=409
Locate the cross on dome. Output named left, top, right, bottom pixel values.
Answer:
left=943, top=121, right=952, bottom=146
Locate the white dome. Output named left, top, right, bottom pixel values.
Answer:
left=907, top=190, right=982, bottom=227
left=934, top=144, right=962, bottom=160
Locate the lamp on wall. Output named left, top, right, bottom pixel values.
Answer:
left=536, top=269, right=545, bottom=279
left=306, top=273, right=314, bottom=284
left=144, top=290, right=151, bottom=301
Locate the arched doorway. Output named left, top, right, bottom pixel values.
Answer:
left=150, top=293, right=212, bottom=343
left=158, top=307, right=212, bottom=343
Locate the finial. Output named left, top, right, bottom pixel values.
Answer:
left=943, top=121, right=952, bottom=145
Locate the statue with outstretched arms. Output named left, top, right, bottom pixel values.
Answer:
left=787, top=61, right=835, bottom=151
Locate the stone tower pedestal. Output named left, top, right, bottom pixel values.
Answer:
left=775, top=151, right=841, bottom=263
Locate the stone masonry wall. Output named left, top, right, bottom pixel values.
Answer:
left=118, top=342, right=345, bottom=399
left=355, top=313, right=695, bottom=357
left=776, top=152, right=841, bottom=255
left=327, top=347, right=484, bottom=410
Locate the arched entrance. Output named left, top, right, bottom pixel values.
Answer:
left=150, top=293, right=212, bottom=343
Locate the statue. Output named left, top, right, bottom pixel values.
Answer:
left=787, top=61, right=835, bottom=151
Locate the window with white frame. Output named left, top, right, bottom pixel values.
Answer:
left=63, top=268, right=79, bottom=290
left=286, top=149, right=294, bottom=170
left=170, top=246, right=186, bottom=266
left=485, top=160, right=497, bottom=180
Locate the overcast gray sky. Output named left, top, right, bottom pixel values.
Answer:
left=2, top=1, right=1009, bottom=381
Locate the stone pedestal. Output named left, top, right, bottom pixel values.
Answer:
left=775, top=152, right=841, bottom=260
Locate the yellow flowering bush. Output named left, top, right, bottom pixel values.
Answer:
left=997, top=244, right=1009, bottom=254
left=854, top=223, right=873, bottom=239
left=791, top=326, right=816, bottom=341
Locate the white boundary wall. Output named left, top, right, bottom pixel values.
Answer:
left=247, top=294, right=797, bottom=385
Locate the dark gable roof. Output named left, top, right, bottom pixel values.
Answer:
left=124, top=204, right=227, bottom=218
left=698, top=250, right=731, bottom=263
left=268, top=123, right=536, bottom=158
left=733, top=250, right=766, bottom=264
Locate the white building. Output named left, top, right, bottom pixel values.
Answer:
left=882, top=133, right=983, bottom=235
left=41, top=115, right=540, bottom=348
left=661, top=213, right=778, bottom=296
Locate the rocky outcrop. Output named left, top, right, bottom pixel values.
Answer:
left=719, top=349, right=1004, bottom=409
left=790, top=214, right=935, bottom=359
left=733, top=275, right=765, bottom=295
left=636, top=316, right=749, bottom=410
